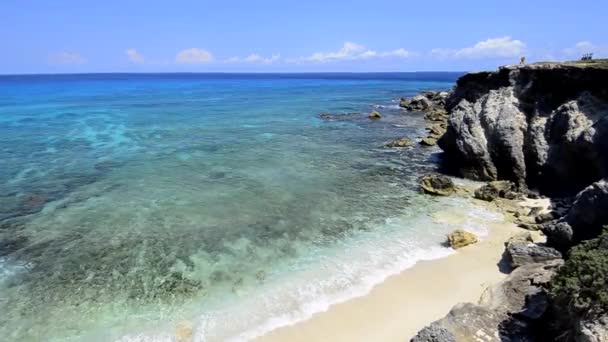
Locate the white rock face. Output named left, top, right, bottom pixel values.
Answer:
left=439, top=63, right=608, bottom=196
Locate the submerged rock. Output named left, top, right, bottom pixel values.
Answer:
left=447, top=229, right=478, bottom=249
left=419, top=174, right=455, bottom=196
left=420, top=137, right=438, bottom=146
left=368, top=110, right=382, bottom=119
left=385, top=137, right=414, bottom=148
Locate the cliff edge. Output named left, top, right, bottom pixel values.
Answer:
left=438, top=60, right=608, bottom=196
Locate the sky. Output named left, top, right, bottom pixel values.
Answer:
left=1, top=0, right=606, bottom=74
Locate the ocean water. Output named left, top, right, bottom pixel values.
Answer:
left=0, top=72, right=502, bottom=341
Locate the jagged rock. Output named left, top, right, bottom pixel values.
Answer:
left=400, top=91, right=450, bottom=114
left=577, top=314, right=608, bottom=342
left=410, top=323, right=456, bottom=342
left=438, top=62, right=608, bottom=195
left=542, top=179, right=608, bottom=249
left=564, top=179, right=608, bottom=242
left=535, top=211, right=556, bottom=223
left=480, top=259, right=563, bottom=314
left=420, top=137, right=437, bottom=146
left=369, top=110, right=382, bottom=119
left=542, top=221, right=574, bottom=250
left=424, top=110, right=448, bottom=122
left=419, top=174, right=455, bottom=196
left=518, top=222, right=541, bottom=231
left=474, top=181, right=517, bottom=201
left=385, top=137, right=414, bottom=148
left=447, top=230, right=478, bottom=249
left=507, top=232, right=534, bottom=244
left=505, top=241, right=562, bottom=268
left=428, top=124, right=446, bottom=137
left=411, top=257, right=563, bottom=341
left=400, top=94, right=433, bottom=111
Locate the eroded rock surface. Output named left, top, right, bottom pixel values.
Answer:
left=438, top=62, right=608, bottom=196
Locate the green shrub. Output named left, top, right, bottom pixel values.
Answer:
left=550, top=228, right=608, bottom=315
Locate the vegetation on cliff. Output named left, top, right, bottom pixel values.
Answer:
left=550, top=228, right=608, bottom=316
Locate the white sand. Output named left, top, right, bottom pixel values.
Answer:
left=256, top=219, right=521, bottom=342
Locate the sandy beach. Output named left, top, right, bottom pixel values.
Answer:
left=257, top=213, right=523, bottom=342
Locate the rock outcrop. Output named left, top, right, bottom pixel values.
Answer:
left=400, top=91, right=449, bottom=112
left=412, top=259, right=563, bottom=342
left=505, top=239, right=562, bottom=268
left=419, top=174, right=455, bottom=196
left=438, top=61, right=608, bottom=196
left=542, top=178, right=608, bottom=250
left=369, top=110, right=382, bottom=119
left=474, top=180, right=519, bottom=201
left=385, top=137, right=414, bottom=148
left=577, top=314, right=608, bottom=342
left=447, top=230, right=478, bottom=249
left=400, top=91, right=451, bottom=146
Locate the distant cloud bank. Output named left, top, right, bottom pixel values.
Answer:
left=126, top=49, right=145, bottom=63
left=49, top=52, right=87, bottom=65
left=431, top=37, right=526, bottom=60
left=175, top=48, right=214, bottom=64
left=47, top=38, right=606, bottom=70
left=301, top=42, right=412, bottom=62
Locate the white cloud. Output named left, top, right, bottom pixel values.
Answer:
left=224, top=53, right=281, bottom=64
left=49, top=51, right=87, bottom=65
left=562, top=41, right=602, bottom=58
left=126, top=49, right=145, bottom=63
left=175, top=48, right=214, bottom=64
left=431, top=37, right=526, bottom=59
left=301, top=42, right=411, bottom=62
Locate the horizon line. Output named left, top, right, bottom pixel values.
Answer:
left=0, top=70, right=469, bottom=77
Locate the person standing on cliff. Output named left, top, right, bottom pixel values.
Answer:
left=520, top=56, right=526, bottom=65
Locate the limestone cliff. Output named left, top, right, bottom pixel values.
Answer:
left=438, top=60, right=608, bottom=196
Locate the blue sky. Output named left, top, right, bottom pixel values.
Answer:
left=1, top=0, right=606, bottom=74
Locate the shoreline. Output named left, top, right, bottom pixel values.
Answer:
left=256, top=204, right=524, bottom=342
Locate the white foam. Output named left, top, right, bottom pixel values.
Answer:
left=117, top=198, right=503, bottom=342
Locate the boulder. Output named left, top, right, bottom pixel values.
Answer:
left=447, top=230, right=478, bottom=249
left=577, top=315, right=608, bottom=342
left=400, top=94, right=433, bottom=111
left=420, top=137, right=438, bottom=146
left=411, top=257, right=563, bottom=342
left=428, top=124, right=446, bottom=137
left=385, top=137, right=414, bottom=148
left=507, top=231, right=534, bottom=244
left=505, top=241, right=562, bottom=268
left=410, top=324, right=455, bottom=342
left=368, top=110, right=382, bottom=119
left=474, top=181, right=517, bottom=202
left=420, top=174, right=455, bottom=196
left=542, top=179, right=608, bottom=250
left=424, top=109, right=448, bottom=122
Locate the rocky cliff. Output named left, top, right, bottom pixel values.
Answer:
left=438, top=60, right=608, bottom=196
left=410, top=60, right=608, bottom=342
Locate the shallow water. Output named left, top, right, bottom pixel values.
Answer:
left=0, top=73, right=507, bottom=341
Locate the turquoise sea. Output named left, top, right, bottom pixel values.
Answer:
left=0, top=73, right=502, bottom=341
